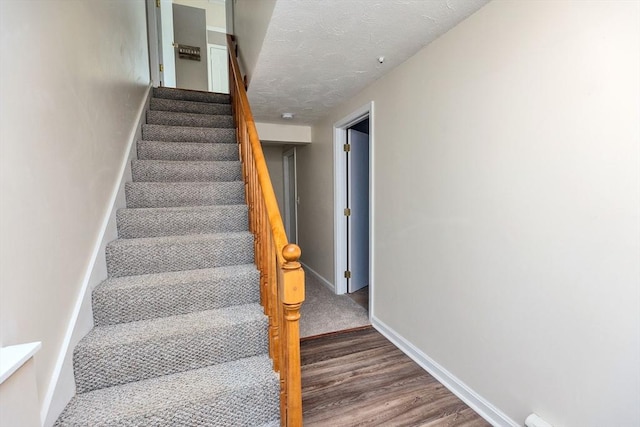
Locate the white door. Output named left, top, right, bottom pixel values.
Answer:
left=347, top=129, right=369, bottom=293
left=208, top=45, right=229, bottom=94
left=283, top=148, right=298, bottom=244
left=159, top=0, right=176, bottom=87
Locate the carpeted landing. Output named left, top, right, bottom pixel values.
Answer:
left=55, top=87, right=280, bottom=426
left=300, top=271, right=370, bottom=338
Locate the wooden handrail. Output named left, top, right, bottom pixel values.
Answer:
left=226, top=34, right=305, bottom=427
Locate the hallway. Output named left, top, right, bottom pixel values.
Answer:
left=299, top=269, right=370, bottom=338
left=301, top=327, right=490, bottom=426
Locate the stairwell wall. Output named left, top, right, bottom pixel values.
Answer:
left=298, top=1, right=640, bottom=425
left=0, top=0, right=150, bottom=422
left=233, top=0, right=277, bottom=82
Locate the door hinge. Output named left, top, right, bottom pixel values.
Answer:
left=343, top=143, right=351, bottom=152
left=159, top=63, right=164, bottom=72
left=344, top=270, right=351, bottom=279
left=344, top=208, right=351, bottom=216
left=156, top=0, right=160, bottom=7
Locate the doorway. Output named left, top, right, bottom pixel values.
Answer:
left=208, top=44, right=229, bottom=94
left=333, top=103, right=374, bottom=317
left=346, top=123, right=369, bottom=294
left=172, top=3, right=208, bottom=91
left=148, top=1, right=221, bottom=91
left=146, top=0, right=176, bottom=87
left=283, top=148, right=298, bottom=244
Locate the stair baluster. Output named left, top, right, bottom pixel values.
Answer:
left=227, top=34, right=305, bottom=427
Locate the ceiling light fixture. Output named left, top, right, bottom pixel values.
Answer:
left=281, top=113, right=294, bottom=119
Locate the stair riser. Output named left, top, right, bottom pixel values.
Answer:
left=74, top=318, right=268, bottom=393
left=125, top=182, right=245, bottom=209
left=117, top=206, right=249, bottom=238
left=143, top=124, right=236, bottom=144
left=137, top=141, right=239, bottom=161
left=147, top=110, right=234, bottom=128
left=152, top=87, right=230, bottom=104
left=131, top=160, right=242, bottom=182
left=150, top=98, right=231, bottom=115
left=106, top=234, right=254, bottom=278
left=93, top=270, right=260, bottom=326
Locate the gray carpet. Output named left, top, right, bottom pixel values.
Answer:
left=56, top=355, right=279, bottom=426
left=56, top=87, right=280, bottom=426
left=137, top=140, right=239, bottom=161
left=300, top=270, right=370, bottom=338
left=150, top=97, right=231, bottom=115
left=147, top=110, right=234, bottom=128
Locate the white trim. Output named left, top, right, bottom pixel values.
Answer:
left=206, top=25, right=227, bottom=34
left=146, top=0, right=161, bottom=87
left=283, top=147, right=298, bottom=244
left=40, top=84, right=152, bottom=425
left=371, top=317, right=518, bottom=427
left=0, top=342, right=42, bottom=384
left=207, top=43, right=229, bottom=94
left=333, top=102, right=375, bottom=311
left=301, top=262, right=335, bottom=293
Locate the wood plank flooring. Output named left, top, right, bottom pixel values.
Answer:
left=301, top=327, right=490, bottom=427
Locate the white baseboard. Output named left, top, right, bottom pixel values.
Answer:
left=40, top=84, right=153, bottom=427
left=370, top=316, right=518, bottom=427
left=300, top=262, right=335, bottom=293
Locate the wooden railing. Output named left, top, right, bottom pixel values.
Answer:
left=226, top=34, right=305, bottom=427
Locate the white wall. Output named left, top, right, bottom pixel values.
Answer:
left=263, top=145, right=285, bottom=216
left=0, top=359, right=40, bottom=427
left=256, top=122, right=312, bottom=144
left=0, top=0, right=150, bottom=419
left=299, top=1, right=640, bottom=425
left=233, top=0, right=276, bottom=80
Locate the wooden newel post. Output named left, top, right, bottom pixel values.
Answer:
left=279, top=243, right=305, bottom=426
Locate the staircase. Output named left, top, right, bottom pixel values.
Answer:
left=55, top=87, right=281, bottom=426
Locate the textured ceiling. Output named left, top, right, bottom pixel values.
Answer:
left=247, top=0, right=489, bottom=125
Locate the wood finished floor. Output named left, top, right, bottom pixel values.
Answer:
left=301, top=327, right=490, bottom=427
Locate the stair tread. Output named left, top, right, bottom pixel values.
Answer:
left=120, top=202, right=246, bottom=209
left=125, top=181, right=245, bottom=208
left=148, top=110, right=231, bottom=118
left=56, top=355, right=279, bottom=426
left=117, top=204, right=248, bottom=218
left=143, top=124, right=236, bottom=133
left=105, top=231, right=253, bottom=277
left=93, top=264, right=259, bottom=326
left=142, top=124, right=236, bottom=144
left=138, top=139, right=238, bottom=146
left=137, top=140, right=240, bottom=161
left=132, top=159, right=239, bottom=166
left=131, top=159, right=242, bottom=182
left=149, top=98, right=232, bottom=115
left=152, top=87, right=231, bottom=104
left=74, top=302, right=268, bottom=392
left=79, top=303, right=265, bottom=348
left=147, top=110, right=234, bottom=128
left=108, top=231, right=252, bottom=248
left=133, top=159, right=240, bottom=165
left=96, top=263, right=257, bottom=292
left=127, top=180, right=243, bottom=186
left=116, top=204, right=248, bottom=238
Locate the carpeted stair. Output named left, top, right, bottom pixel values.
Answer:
left=56, top=87, right=280, bottom=426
